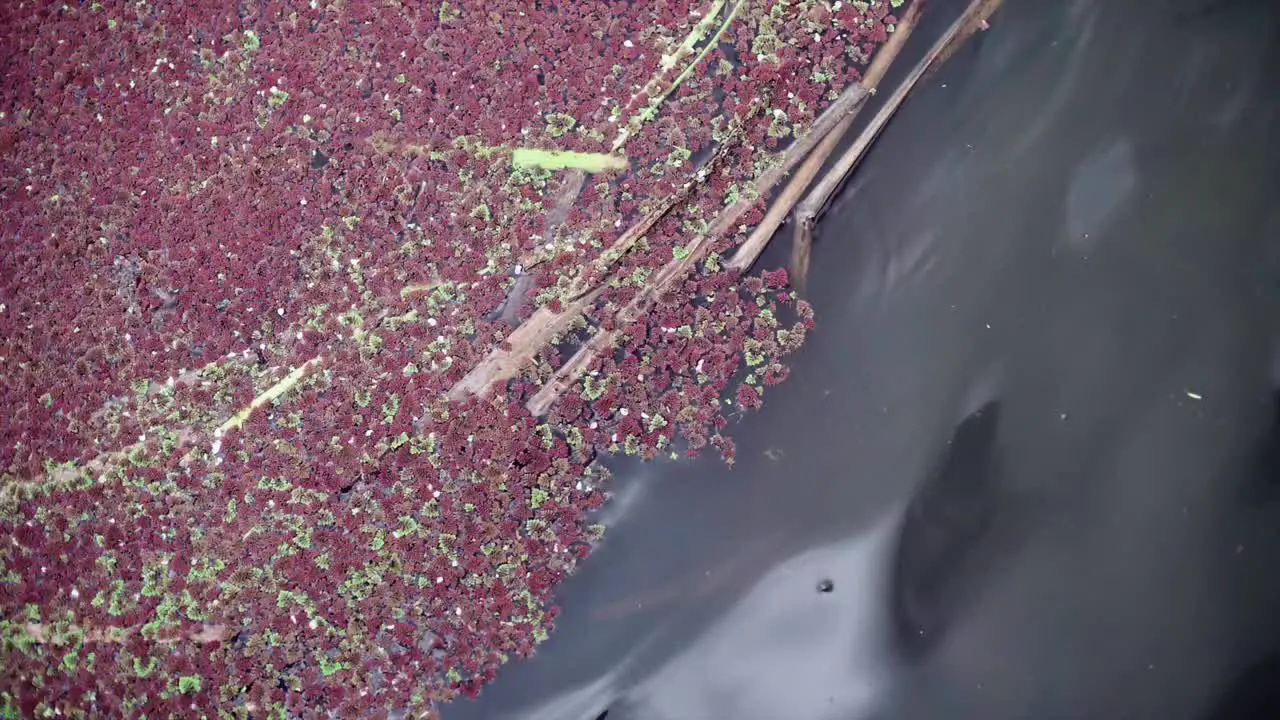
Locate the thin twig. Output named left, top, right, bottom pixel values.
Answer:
left=446, top=285, right=606, bottom=402
left=447, top=108, right=756, bottom=403
left=524, top=80, right=886, bottom=414
left=4, top=356, right=324, bottom=509
left=714, top=79, right=870, bottom=242
left=525, top=68, right=916, bottom=414
left=521, top=0, right=737, bottom=273
left=529, top=0, right=993, bottom=414
left=921, top=0, right=1004, bottom=85
left=793, top=0, right=1005, bottom=252
left=565, top=118, right=747, bottom=302
left=613, top=0, right=738, bottom=152
left=725, top=0, right=923, bottom=277
left=214, top=357, right=325, bottom=437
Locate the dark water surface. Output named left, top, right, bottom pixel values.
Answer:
left=447, top=0, right=1280, bottom=717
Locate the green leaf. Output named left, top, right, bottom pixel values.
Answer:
left=511, top=148, right=628, bottom=173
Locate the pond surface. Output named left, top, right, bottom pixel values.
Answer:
left=446, top=0, right=1280, bottom=717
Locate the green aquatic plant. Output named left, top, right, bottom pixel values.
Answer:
left=510, top=148, right=629, bottom=173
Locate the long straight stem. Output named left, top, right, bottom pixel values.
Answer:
left=723, top=0, right=924, bottom=277
left=793, top=0, right=1005, bottom=252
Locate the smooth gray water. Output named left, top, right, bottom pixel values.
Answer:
left=447, top=0, right=1280, bottom=717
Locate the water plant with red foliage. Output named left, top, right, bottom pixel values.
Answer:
left=1, top=0, right=899, bottom=716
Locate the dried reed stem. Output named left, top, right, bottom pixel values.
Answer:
left=792, top=0, right=1005, bottom=266
left=724, top=1, right=923, bottom=282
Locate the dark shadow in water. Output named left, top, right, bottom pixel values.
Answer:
left=1198, top=649, right=1280, bottom=720
left=1238, top=389, right=1280, bottom=505
left=891, top=400, right=1003, bottom=662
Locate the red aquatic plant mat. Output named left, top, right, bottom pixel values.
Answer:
left=0, top=0, right=902, bottom=716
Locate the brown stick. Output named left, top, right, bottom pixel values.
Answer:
left=792, top=0, right=1005, bottom=259
left=472, top=78, right=872, bottom=409
left=526, top=207, right=735, bottom=415
left=524, top=13, right=939, bottom=415
left=447, top=106, right=756, bottom=403
left=522, top=83, right=882, bottom=415
left=789, top=211, right=814, bottom=294
left=446, top=139, right=739, bottom=403
left=721, top=113, right=855, bottom=274
left=725, top=1, right=923, bottom=278
left=922, top=0, right=1004, bottom=85
left=564, top=121, right=747, bottom=303
left=715, top=79, right=870, bottom=241
left=447, top=285, right=606, bottom=401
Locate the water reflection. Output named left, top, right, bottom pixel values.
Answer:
left=1062, top=139, right=1137, bottom=252
left=616, top=510, right=901, bottom=720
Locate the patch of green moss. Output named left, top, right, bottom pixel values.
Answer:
left=582, top=375, right=608, bottom=401
left=544, top=113, right=577, bottom=138
left=267, top=87, right=290, bottom=108
left=530, top=488, right=549, bottom=509
left=133, top=656, right=158, bottom=678
left=319, top=655, right=349, bottom=677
